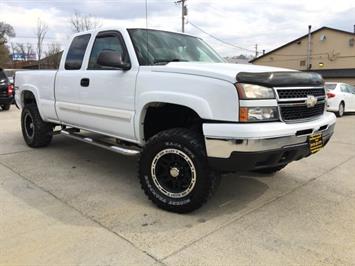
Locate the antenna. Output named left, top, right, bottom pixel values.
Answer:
left=145, top=0, right=149, bottom=64
left=145, top=0, right=148, bottom=29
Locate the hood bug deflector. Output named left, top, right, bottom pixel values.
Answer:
left=236, top=71, right=324, bottom=87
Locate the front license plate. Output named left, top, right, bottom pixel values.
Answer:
left=308, top=133, right=323, bottom=154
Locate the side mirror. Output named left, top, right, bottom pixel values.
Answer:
left=97, top=50, right=131, bottom=70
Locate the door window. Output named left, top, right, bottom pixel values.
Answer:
left=65, top=34, right=91, bottom=70
left=88, top=32, right=129, bottom=70
left=340, top=84, right=349, bottom=93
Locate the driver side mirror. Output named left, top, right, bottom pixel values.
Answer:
left=97, top=50, right=131, bottom=70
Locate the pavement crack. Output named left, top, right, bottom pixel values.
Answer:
left=0, top=149, right=35, bottom=156
left=0, top=161, right=166, bottom=266
left=161, top=154, right=355, bottom=261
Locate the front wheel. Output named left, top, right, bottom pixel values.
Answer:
left=138, top=128, right=220, bottom=213
left=21, top=103, right=53, bottom=147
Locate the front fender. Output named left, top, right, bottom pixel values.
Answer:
left=135, top=91, right=213, bottom=142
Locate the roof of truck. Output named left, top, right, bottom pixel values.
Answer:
left=74, top=27, right=200, bottom=39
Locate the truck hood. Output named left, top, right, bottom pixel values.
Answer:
left=151, top=62, right=295, bottom=83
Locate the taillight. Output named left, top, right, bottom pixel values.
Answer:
left=7, top=84, right=14, bottom=97
left=327, top=92, right=335, bottom=98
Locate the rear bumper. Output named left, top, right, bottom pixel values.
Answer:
left=203, top=112, right=336, bottom=172
left=0, top=96, right=13, bottom=105
left=326, top=98, right=340, bottom=112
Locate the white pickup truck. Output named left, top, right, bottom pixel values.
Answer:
left=15, top=28, right=336, bottom=213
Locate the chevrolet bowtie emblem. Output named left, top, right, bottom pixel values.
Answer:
left=305, top=95, right=317, bottom=108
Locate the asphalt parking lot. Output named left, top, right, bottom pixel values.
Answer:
left=1, top=107, right=355, bottom=265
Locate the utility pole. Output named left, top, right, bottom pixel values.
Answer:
left=177, top=0, right=187, bottom=32
left=306, top=25, right=312, bottom=70
left=254, top=44, right=258, bottom=58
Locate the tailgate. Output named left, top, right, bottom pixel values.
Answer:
left=0, top=81, right=7, bottom=98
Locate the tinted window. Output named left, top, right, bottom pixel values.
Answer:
left=346, top=84, right=355, bottom=93
left=65, top=34, right=91, bottom=70
left=0, top=70, right=7, bottom=82
left=340, top=84, right=348, bottom=93
left=325, top=84, right=336, bottom=90
left=88, top=32, right=128, bottom=70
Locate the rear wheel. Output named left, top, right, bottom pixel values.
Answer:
left=139, top=128, right=220, bottom=213
left=21, top=103, right=53, bottom=147
left=1, top=104, right=10, bottom=111
left=336, top=102, right=345, bottom=117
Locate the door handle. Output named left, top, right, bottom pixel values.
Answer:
left=80, top=78, right=90, bottom=87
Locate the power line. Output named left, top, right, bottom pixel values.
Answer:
left=188, top=21, right=255, bottom=53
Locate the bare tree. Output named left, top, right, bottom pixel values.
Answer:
left=0, top=22, right=15, bottom=45
left=15, top=43, right=26, bottom=57
left=70, top=10, right=102, bottom=33
left=0, top=22, right=15, bottom=65
left=44, top=42, right=62, bottom=68
left=25, top=43, right=34, bottom=60
left=35, top=18, right=48, bottom=69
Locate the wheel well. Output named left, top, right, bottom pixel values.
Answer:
left=143, top=103, right=203, bottom=141
left=22, top=91, right=37, bottom=106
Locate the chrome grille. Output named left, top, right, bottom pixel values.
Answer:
left=277, top=88, right=325, bottom=99
left=280, top=103, right=325, bottom=121
left=276, top=87, right=326, bottom=122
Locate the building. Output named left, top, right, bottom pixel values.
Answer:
left=224, top=55, right=251, bottom=64
left=3, top=51, right=62, bottom=70
left=251, top=26, right=355, bottom=85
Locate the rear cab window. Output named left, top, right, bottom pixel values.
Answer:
left=65, top=34, right=91, bottom=70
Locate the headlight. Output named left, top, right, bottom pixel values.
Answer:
left=236, top=83, right=275, bottom=99
left=240, top=107, right=279, bottom=122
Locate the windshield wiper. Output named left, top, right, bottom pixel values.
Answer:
left=153, top=58, right=188, bottom=65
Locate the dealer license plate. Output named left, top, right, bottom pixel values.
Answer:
left=308, top=133, right=323, bottom=154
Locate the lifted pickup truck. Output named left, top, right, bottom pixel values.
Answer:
left=15, top=28, right=336, bottom=213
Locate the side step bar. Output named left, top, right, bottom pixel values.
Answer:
left=60, top=130, right=141, bottom=156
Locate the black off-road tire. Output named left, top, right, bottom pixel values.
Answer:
left=336, top=102, right=345, bottom=117
left=253, top=164, right=287, bottom=174
left=2, top=104, right=10, bottom=111
left=138, top=128, right=220, bottom=213
left=21, top=103, right=53, bottom=147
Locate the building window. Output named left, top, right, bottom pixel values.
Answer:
left=300, top=60, right=306, bottom=66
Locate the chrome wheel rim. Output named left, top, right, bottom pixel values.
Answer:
left=151, top=148, right=196, bottom=198
left=24, top=112, right=34, bottom=139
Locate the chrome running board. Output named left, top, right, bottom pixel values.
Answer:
left=60, top=129, right=141, bottom=156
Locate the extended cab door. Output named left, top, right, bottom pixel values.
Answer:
left=55, top=31, right=137, bottom=141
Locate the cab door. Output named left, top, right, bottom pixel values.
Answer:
left=78, top=30, right=137, bottom=140
left=55, top=33, right=92, bottom=128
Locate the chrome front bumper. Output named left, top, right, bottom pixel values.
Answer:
left=204, top=112, right=336, bottom=159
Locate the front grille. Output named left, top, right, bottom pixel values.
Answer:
left=280, top=102, right=325, bottom=121
left=277, top=88, right=325, bottom=99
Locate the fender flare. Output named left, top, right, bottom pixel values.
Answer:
left=135, top=91, right=213, bottom=142
left=19, top=86, right=45, bottom=120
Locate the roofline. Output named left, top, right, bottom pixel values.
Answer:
left=73, top=27, right=199, bottom=39
left=250, top=26, right=355, bottom=63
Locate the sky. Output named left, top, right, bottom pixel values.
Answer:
left=0, top=0, right=355, bottom=57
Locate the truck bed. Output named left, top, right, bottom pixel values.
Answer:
left=15, top=70, right=58, bottom=122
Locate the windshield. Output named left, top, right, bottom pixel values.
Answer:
left=325, top=83, right=337, bottom=90
left=128, top=29, right=224, bottom=65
